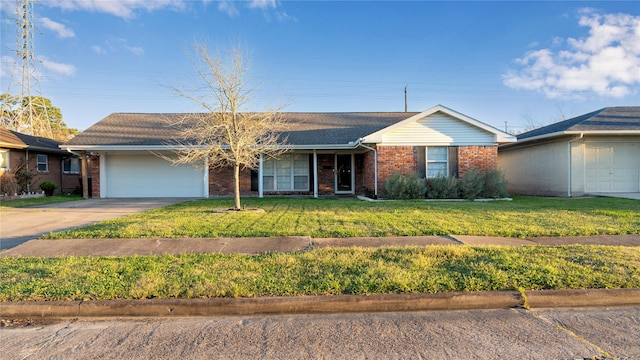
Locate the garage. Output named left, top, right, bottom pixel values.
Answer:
left=585, top=142, right=639, bottom=193
left=103, top=153, right=207, bottom=198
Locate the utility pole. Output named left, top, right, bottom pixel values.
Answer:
left=6, top=0, right=52, bottom=137
left=404, top=85, right=407, bottom=112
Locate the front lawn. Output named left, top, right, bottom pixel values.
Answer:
left=44, top=196, right=640, bottom=239
left=1, top=245, right=638, bottom=301
left=0, top=194, right=83, bottom=209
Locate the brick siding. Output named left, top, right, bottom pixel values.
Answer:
left=458, top=145, right=498, bottom=176
left=376, top=145, right=498, bottom=194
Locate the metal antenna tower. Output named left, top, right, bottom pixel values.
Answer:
left=7, top=0, right=52, bottom=137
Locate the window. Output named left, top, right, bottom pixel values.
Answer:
left=0, top=150, right=8, bottom=170
left=63, top=158, right=80, bottom=174
left=426, top=146, right=448, bottom=178
left=263, top=153, right=309, bottom=191
left=36, top=154, right=48, bottom=172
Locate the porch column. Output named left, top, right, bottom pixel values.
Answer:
left=258, top=153, right=264, bottom=198
left=81, top=150, right=89, bottom=199
left=99, top=153, right=107, bottom=198
left=313, top=150, right=318, bottom=198
left=203, top=157, right=209, bottom=198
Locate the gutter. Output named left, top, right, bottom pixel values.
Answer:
left=567, top=133, right=584, bottom=197
left=356, top=139, right=378, bottom=198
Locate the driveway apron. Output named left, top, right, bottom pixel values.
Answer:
left=0, top=198, right=188, bottom=250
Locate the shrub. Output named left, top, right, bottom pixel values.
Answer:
left=0, top=172, right=19, bottom=195
left=459, top=169, right=484, bottom=200
left=383, top=172, right=427, bottom=200
left=39, top=180, right=58, bottom=191
left=426, top=176, right=458, bottom=199
left=482, top=169, right=509, bottom=198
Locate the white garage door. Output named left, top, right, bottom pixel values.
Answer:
left=585, top=142, right=639, bottom=193
left=105, top=154, right=206, bottom=198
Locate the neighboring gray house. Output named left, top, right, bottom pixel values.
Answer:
left=498, top=106, right=640, bottom=197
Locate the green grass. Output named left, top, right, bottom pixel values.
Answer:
left=44, top=196, right=640, bottom=239
left=0, top=194, right=83, bottom=209
left=1, top=245, right=638, bottom=301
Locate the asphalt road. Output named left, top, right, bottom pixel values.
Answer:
left=2, top=307, right=639, bottom=359
left=0, top=198, right=188, bottom=250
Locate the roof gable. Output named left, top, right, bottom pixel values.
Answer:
left=518, top=106, right=640, bottom=141
left=362, top=105, right=516, bottom=145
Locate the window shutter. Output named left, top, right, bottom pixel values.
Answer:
left=449, top=146, right=459, bottom=178
left=416, top=146, right=426, bottom=178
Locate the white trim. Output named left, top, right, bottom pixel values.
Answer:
left=425, top=146, right=449, bottom=178
left=512, top=130, right=640, bottom=147
left=203, top=157, right=209, bottom=198
left=258, top=153, right=264, bottom=198
left=313, top=150, right=318, bottom=198
left=99, top=153, right=107, bottom=198
left=0, top=149, right=10, bottom=170
left=36, top=154, right=48, bottom=172
left=362, top=104, right=516, bottom=144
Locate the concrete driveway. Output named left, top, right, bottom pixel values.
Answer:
left=0, top=198, right=189, bottom=250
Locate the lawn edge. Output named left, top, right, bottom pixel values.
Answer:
left=2, top=289, right=639, bottom=318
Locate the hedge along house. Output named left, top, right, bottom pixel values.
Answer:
left=498, top=107, right=640, bottom=197
left=60, top=105, right=516, bottom=198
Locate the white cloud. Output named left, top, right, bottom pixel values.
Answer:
left=91, top=45, right=106, bottom=55
left=40, top=57, right=76, bottom=76
left=126, top=46, right=144, bottom=56
left=39, top=17, right=75, bottom=38
left=43, top=0, right=186, bottom=19
left=249, top=0, right=276, bottom=10
left=217, top=0, right=239, bottom=17
left=503, top=9, right=640, bottom=99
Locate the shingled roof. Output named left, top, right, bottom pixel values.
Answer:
left=518, top=106, right=640, bottom=140
left=0, top=128, right=67, bottom=153
left=64, top=112, right=421, bottom=148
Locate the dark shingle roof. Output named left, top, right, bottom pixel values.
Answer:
left=518, top=106, right=640, bottom=140
left=64, top=112, right=421, bottom=147
left=0, top=128, right=66, bottom=153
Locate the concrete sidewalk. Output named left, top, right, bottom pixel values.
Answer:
left=1, top=234, right=638, bottom=258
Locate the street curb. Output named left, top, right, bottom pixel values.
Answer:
left=2, top=289, right=639, bottom=318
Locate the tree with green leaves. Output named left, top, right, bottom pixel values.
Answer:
left=0, top=94, right=78, bottom=141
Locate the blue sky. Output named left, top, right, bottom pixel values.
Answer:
left=1, top=1, right=639, bottom=133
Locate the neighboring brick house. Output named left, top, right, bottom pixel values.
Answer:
left=60, top=105, right=516, bottom=198
left=0, top=128, right=82, bottom=195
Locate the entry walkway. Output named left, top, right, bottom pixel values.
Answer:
left=1, top=234, right=638, bottom=258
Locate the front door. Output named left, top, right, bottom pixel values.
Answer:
left=335, top=154, right=354, bottom=194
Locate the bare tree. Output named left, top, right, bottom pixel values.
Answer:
left=167, top=44, right=287, bottom=210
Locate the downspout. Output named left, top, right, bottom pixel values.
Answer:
left=567, top=133, right=584, bottom=197
left=357, top=139, right=378, bottom=198
left=25, top=150, right=30, bottom=192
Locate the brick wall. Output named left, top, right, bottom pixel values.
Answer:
left=374, top=145, right=498, bottom=194
left=377, top=146, right=416, bottom=193
left=91, top=156, right=100, bottom=197
left=317, top=154, right=334, bottom=195
left=209, top=166, right=254, bottom=196
left=458, top=145, right=498, bottom=176
left=3, top=149, right=73, bottom=195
